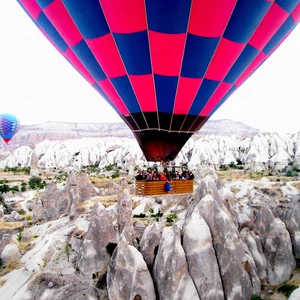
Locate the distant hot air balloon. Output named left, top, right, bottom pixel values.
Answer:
left=0, top=114, right=20, bottom=144
left=17, top=0, right=300, bottom=161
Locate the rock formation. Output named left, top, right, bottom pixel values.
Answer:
left=1, top=243, right=21, bottom=265
left=107, top=234, right=156, bottom=300
left=1, top=168, right=300, bottom=299
left=33, top=173, right=97, bottom=221
left=183, top=207, right=224, bottom=299
left=140, top=222, right=161, bottom=272
left=77, top=209, right=117, bottom=278
left=153, top=225, right=200, bottom=300
left=254, top=205, right=296, bottom=285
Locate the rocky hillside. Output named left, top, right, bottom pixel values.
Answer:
left=1, top=168, right=300, bottom=299
left=0, top=119, right=299, bottom=172
left=1, top=119, right=259, bottom=149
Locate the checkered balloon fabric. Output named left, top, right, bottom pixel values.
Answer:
left=0, top=114, right=20, bottom=144
left=17, top=0, right=300, bottom=161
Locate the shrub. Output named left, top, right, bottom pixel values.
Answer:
left=251, top=295, right=263, bottom=300
left=133, top=213, right=146, bottom=218
left=111, top=171, right=120, bottom=179
left=229, top=161, right=236, bottom=168
left=64, top=242, right=72, bottom=262
left=104, top=164, right=115, bottom=172
left=293, top=166, right=300, bottom=172
left=29, top=176, right=42, bottom=185
left=11, top=186, right=19, bottom=194
left=278, top=283, right=298, bottom=297
left=18, top=209, right=26, bottom=215
left=0, top=184, right=10, bottom=193
left=166, top=213, right=178, bottom=226
left=16, top=228, right=23, bottom=242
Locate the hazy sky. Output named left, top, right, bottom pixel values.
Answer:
left=1, top=2, right=300, bottom=134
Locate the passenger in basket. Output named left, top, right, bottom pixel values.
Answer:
left=159, top=172, right=167, bottom=181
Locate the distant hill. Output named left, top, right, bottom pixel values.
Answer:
left=0, top=119, right=299, bottom=172
left=1, top=119, right=260, bottom=149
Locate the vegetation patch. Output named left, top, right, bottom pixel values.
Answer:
left=0, top=279, right=6, bottom=287
left=18, top=242, right=34, bottom=252
left=230, top=187, right=241, bottom=194
left=277, top=283, right=298, bottom=297
left=0, top=260, right=24, bottom=277
left=133, top=213, right=146, bottom=218
left=165, top=213, right=178, bottom=226
left=0, top=220, right=24, bottom=230
left=292, top=182, right=300, bottom=190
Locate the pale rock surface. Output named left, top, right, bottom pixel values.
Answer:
left=240, top=227, right=266, bottom=280
left=2, top=120, right=300, bottom=171
left=27, top=271, right=103, bottom=300
left=266, top=219, right=295, bottom=284
left=198, top=194, right=261, bottom=300
left=289, top=287, right=300, bottom=300
left=183, top=207, right=224, bottom=299
left=117, top=189, right=133, bottom=236
left=254, top=205, right=296, bottom=284
left=22, top=228, right=33, bottom=242
left=0, top=234, right=17, bottom=254
left=153, top=225, right=200, bottom=300
left=10, top=211, right=20, bottom=221
left=33, top=183, right=69, bottom=221
left=139, top=222, right=161, bottom=272
left=0, top=208, right=4, bottom=219
left=65, top=173, right=98, bottom=214
left=1, top=243, right=21, bottom=265
left=278, top=202, right=300, bottom=257
left=107, top=181, right=120, bottom=196
left=107, top=234, right=156, bottom=300
left=91, top=201, right=105, bottom=216
left=77, top=209, right=117, bottom=278
left=33, top=173, right=97, bottom=221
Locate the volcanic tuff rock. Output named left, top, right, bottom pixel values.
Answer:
left=139, top=222, right=161, bottom=272
left=198, top=194, right=261, bottom=299
left=182, top=207, right=224, bottom=299
left=1, top=167, right=300, bottom=299
left=107, top=234, right=156, bottom=300
left=117, top=188, right=134, bottom=237
left=153, top=225, right=200, bottom=300
left=0, top=243, right=21, bottom=265
left=254, top=206, right=296, bottom=285
left=0, top=234, right=18, bottom=254
left=240, top=227, right=267, bottom=280
left=2, top=120, right=300, bottom=171
left=77, top=210, right=117, bottom=278
left=33, top=173, right=97, bottom=221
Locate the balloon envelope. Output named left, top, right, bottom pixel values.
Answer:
left=17, top=0, right=300, bottom=161
left=0, top=114, right=20, bottom=144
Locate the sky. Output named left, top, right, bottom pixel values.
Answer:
left=1, top=1, right=300, bottom=135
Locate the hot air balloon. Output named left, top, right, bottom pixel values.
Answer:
left=0, top=114, right=20, bottom=144
left=17, top=0, right=300, bottom=161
